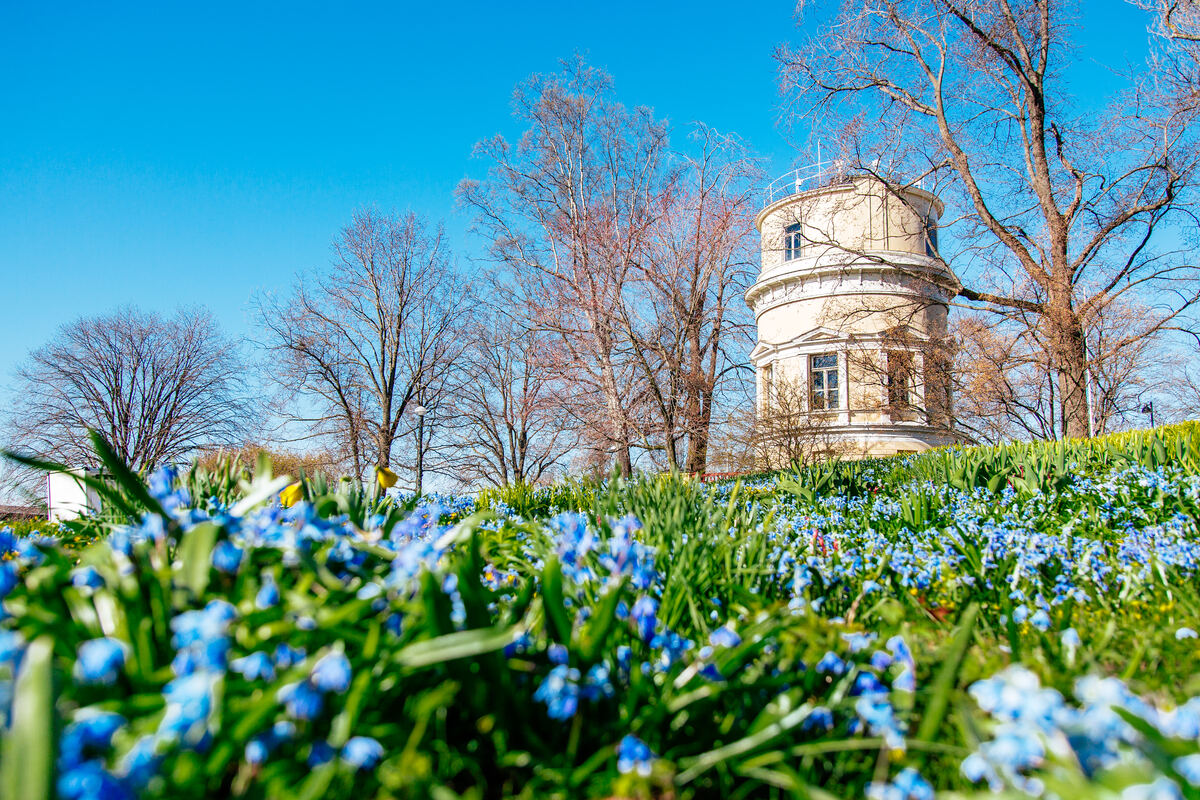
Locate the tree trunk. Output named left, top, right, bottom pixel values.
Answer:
left=1048, top=304, right=1090, bottom=439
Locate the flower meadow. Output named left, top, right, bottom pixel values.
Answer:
left=4, top=427, right=1200, bottom=799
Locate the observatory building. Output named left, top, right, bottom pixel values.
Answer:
left=748, top=165, right=960, bottom=458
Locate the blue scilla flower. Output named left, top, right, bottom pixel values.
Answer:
left=308, top=740, right=335, bottom=767
left=1120, top=778, right=1184, bottom=800
left=171, top=601, right=236, bottom=649
left=341, top=736, right=385, bottom=770
left=631, top=595, right=658, bottom=641
left=866, top=767, right=934, bottom=800
left=278, top=680, right=324, bottom=720
left=0, top=630, right=23, bottom=667
left=59, top=711, right=126, bottom=769
left=816, top=651, right=846, bottom=675
left=0, top=562, right=16, bottom=599
left=273, top=643, right=306, bottom=669
left=841, top=632, right=875, bottom=653
left=74, top=638, right=128, bottom=686
left=230, top=652, right=275, bottom=681
left=709, top=625, right=741, bottom=648
left=118, top=735, right=160, bottom=790
left=893, top=667, right=916, bottom=693
left=211, top=540, right=243, bottom=574
left=0, top=527, right=16, bottom=555
left=256, top=575, right=280, bottom=610
left=582, top=663, right=615, bottom=700
left=70, top=566, right=104, bottom=591
left=158, top=672, right=216, bottom=746
left=57, top=760, right=133, bottom=800
left=1029, top=609, right=1052, bottom=631
left=1175, top=754, right=1200, bottom=787
left=534, top=664, right=580, bottom=720
left=856, top=694, right=905, bottom=751
left=548, top=643, right=569, bottom=665
left=803, top=706, right=834, bottom=731
left=1061, top=627, right=1081, bottom=648
left=310, top=651, right=352, bottom=693
left=1177, top=627, right=1198, bottom=640
left=245, top=738, right=270, bottom=765
left=616, top=734, right=656, bottom=777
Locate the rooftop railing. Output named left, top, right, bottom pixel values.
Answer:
left=764, top=160, right=931, bottom=207
left=764, top=160, right=853, bottom=206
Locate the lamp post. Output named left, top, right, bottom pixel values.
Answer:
left=414, top=404, right=427, bottom=495
left=1141, top=401, right=1156, bottom=430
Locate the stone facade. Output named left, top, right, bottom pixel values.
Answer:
left=748, top=174, right=961, bottom=459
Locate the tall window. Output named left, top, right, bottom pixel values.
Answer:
left=784, top=223, right=804, bottom=261
left=925, top=218, right=939, bottom=258
left=887, top=351, right=914, bottom=409
left=761, top=362, right=774, bottom=407
left=810, top=353, right=839, bottom=410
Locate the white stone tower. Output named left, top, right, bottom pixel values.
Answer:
left=748, top=166, right=960, bottom=458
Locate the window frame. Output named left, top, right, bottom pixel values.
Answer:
left=887, top=350, right=915, bottom=410
left=784, top=223, right=804, bottom=261
left=809, top=353, right=839, bottom=410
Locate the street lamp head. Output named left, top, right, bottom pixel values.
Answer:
left=414, top=405, right=427, bottom=417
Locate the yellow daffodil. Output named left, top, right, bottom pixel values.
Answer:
left=280, top=482, right=304, bottom=508
left=376, top=466, right=398, bottom=489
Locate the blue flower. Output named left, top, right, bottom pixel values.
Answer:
left=1177, top=627, right=1198, bottom=640
left=70, top=567, right=104, bottom=591
left=230, top=652, right=275, bottom=681
left=341, top=736, right=384, bottom=769
left=804, top=706, right=834, bottom=731
left=548, top=643, right=569, bottom=665
left=256, top=575, right=280, bottom=610
left=310, top=651, right=351, bottom=693
left=118, top=735, right=160, bottom=789
left=273, top=643, right=306, bottom=669
left=709, top=625, right=741, bottom=648
left=1174, top=754, right=1200, bottom=786
left=278, top=680, right=324, bottom=720
left=816, top=651, right=845, bottom=675
left=211, top=540, right=244, bottom=574
left=158, top=672, right=216, bottom=746
left=59, top=711, right=126, bottom=769
left=1029, top=609, right=1052, bottom=631
left=57, top=760, right=133, bottom=800
left=1061, top=627, right=1081, bottom=648
left=841, top=631, right=875, bottom=653
left=534, top=664, right=580, bottom=720
left=867, top=767, right=934, bottom=800
left=307, top=740, right=335, bottom=767
left=0, top=562, right=16, bottom=599
left=74, top=638, right=128, bottom=686
left=616, top=734, right=656, bottom=776
left=631, top=595, right=659, bottom=641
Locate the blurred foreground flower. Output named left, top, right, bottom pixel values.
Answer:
left=376, top=466, right=398, bottom=489
left=280, top=482, right=304, bottom=508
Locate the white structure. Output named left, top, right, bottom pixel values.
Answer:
left=748, top=165, right=961, bottom=458
left=46, top=470, right=103, bottom=522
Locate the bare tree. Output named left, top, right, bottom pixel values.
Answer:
left=256, top=208, right=468, bottom=479
left=778, top=0, right=1200, bottom=439
left=8, top=306, right=253, bottom=472
left=458, top=57, right=676, bottom=475
left=436, top=308, right=577, bottom=487
left=615, top=127, right=760, bottom=473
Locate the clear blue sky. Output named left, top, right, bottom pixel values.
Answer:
left=0, top=0, right=1153, bottom=393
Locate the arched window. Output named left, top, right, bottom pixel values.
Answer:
left=784, top=223, right=804, bottom=261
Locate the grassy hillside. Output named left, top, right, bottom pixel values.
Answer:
left=3, top=424, right=1200, bottom=798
